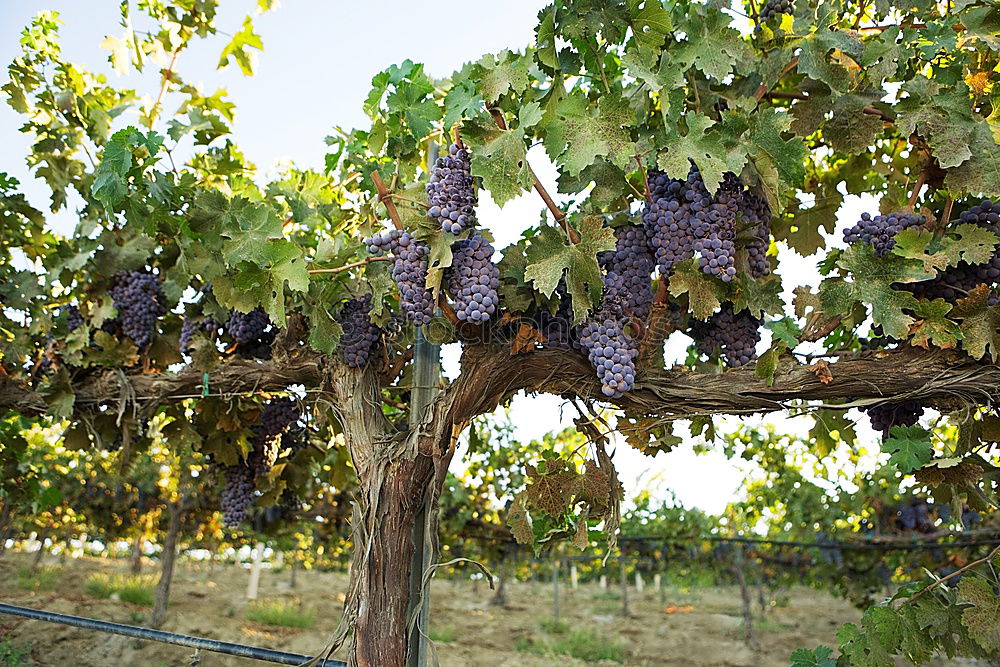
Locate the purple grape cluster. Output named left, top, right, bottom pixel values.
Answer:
left=867, top=400, right=923, bottom=436
left=578, top=313, right=639, bottom=398
left=740, top=190, right=772, bottom=278
left=448, top=233, right=500, bottom=323
left=599, top=225, right=655, bottom=320
left=109, top=270, right=168, bottom=348
left=221, top=463, right=255, bottom=527
left=427, top=143, right=476, bottom=235
left=536, top=279, right=579, bottom=350
left=693, top=173, right=740, bottom=281
left=337, top=295, right=381, bottom=367
left=759, top=0, right=792, bottom=21
left=226, top=307, right=270, bottom=344
left=256, top=397, right=300, bottom=440
left=644, top=167, right=765, bottom=283
left=64, top=305, right=83, bottom=332
left=691, top=303, right=761, bottom=368
left=894, top=201, right=1000, bottom=305
left=643, top=169, right=700, bottom=276
left=843, top=212, right=925, bottom=257
left=364, top=230, right=435, bottom=325
left=180, top=317, right=197, bottom=354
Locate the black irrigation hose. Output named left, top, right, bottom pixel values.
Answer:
left=0, top=603, right=346, bottom=667
left=617, top=533, right=1000, bottom=550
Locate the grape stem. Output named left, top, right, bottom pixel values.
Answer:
left=148, top=49, right=181, bottom=130
left=753, top=57, right=799, bottom=101
left=488, top=106, right=581, bottom=244
left=907, top=164, right=928, bottom=208
left=636, top=155, right=651, bottom=203
left=386, top=194, right=430, bottom=210
left=307, top=256, right=393, bottom=275
left=935, top=198, right=954, bottom=234
left=907, top=544, right=1000, bottom=603
left=370, top=170, right=405, bottom=231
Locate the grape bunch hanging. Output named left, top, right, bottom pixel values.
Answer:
left=691, top=303, right=761, bottom=368
left=364, top=230, right=435, bottom=325
left=867, top=400, right=923, bottom=437
left=220, top=397, right=301, bottom=528
left=427, top=143, right=477, bottom=235
left=599, top=225, right=655, bottom=321
left=759, top=0, right=793, bottom=22
left=448, top=233, right=500, bottom=323
left=226, top=307, right=276, bottom=359
left=109, top=270, right=168, bottom=349
left=842, top=212, right=925, bottom=257
left=337, top=295, right=381, bottom=367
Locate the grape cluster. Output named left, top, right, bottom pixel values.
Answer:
left=256, top=397, right=300, bottom=440
left=64, top=305, right=83, bottom=332
left=739, top=190, right=772, bottom=278
left=897, top=499, right=932, bottom=532
left=109, top=270, right=168, bottom=348
left=427, top=143, right=477, bottom=235
left=691, top=303, right=761, bottom=368
left=644, top=167, right=764, bottom=283
left=578, top=313, right=639, bottom=398
left=448, top=233, right=500, bottom=323
left=221, top=463, right=255, bottom=527
left=867, top=400, right=923, bottom=435
left=337, top=295, right=381, bottom=367
left=759, top=0, right=793, bottom=21
left=643, top=169, right=699, bottom=276
left=536, top=279, right=579, bottom=350
left=226, top=307, right=270, bottom=344
left=364, top=230, right=435, bottom=325
left=180, top=317, right=197, bottom=354
left=843, top=212, right=925, bottom=257
left=599, top=225, right=655, bottom=320
left=894, top=201, right=1000, bottom=305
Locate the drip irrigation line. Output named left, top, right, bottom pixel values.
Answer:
left=616, top=533, right=1000, bottom=550
left=0, top=603, right=345, bottom=667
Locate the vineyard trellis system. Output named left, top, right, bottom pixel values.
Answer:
left=0, top=602, right=345, bottom=667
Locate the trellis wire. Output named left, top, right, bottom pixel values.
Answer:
left=0, top=603, right=345, bottom=667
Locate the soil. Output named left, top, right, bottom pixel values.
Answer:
left=0, top=552, right=987, bottom=666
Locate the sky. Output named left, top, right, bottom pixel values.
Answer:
left=0, top=1, right=887, bottom=514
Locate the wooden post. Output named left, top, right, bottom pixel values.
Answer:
left=129, top=532, right=144, bottom=574
left=246, top=541, right=265, bottom=601
left=30, top=527, right=49, bottom=571
left=552, top=554, right=560, bottom=621
left=290, top=550, right=298, bottom=589
left=600, top=574, right=608, bottom=590
left=635, top=571, right=644, bottom=593
left=151, top=501, right=183, bottom=628
left=734, top=544, right=757, bottom=650
left=654, top=572, right=664, bottom=606
left=570, top=563, right=578, bottom=590
left=619, top=555, right=630, bottom=617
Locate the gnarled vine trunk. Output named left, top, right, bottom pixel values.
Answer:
left=151, top=500, right=183, bottom=629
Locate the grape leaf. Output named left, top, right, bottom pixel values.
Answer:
left=958, top=578, right=1000, bottom=653
left=217, top=16, right=263, bottom=77
left=766, top=317, right=801, bottom=347
left=945, top=121, right=1000, bottom=195
left=545, top=90, right=635, bottom=176
left=809, top=409, right=857, bottom=458
left=881, top=425, right=933, bottom=473
left=506, top=493, right=534, bottom=544
left=668, top=259, right=724, bottom=320
left=790, top=646, right=836, bottom=667
left=908, top=298, right=962, bottom=350
left=464, top=118, right=532, bottom=207
left=477, top=50, right=529, bottom=104
left=747, top=108, right=807, bottom=191
left=524, top=217, right=615, bottom=323
left=657, top=113, right=744, bottom=193
left=892, top=224, right=999, bottom=272
left=836, top=621, right=893, bottom=667
left=953, top=285, right=1000, bottom=361
left=628, top=0, right=672, bottom=48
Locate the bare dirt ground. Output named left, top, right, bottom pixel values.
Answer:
left=0, top=552, right=984, bottom=666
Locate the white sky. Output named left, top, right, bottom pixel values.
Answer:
left=0, top=1, right=887, bottom=513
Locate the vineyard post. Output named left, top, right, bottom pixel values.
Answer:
left=246, top=540, right=265, bottom=601
left=151, top=499, right=183, bottom=629
left=570, top=562, right=578, bottom=590
left=734, top=544, right=756, bottom=650
left=619, top=554, right=630, bottom=617
left=551, top=552, right=560, bottom=622
left=406, top=149, right=441, bottom=667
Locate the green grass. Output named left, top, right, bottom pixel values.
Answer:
left=516, top=628, right=627, bottom=663
left=245, top=600, right=314, bottom=629
left=15, top=566, right=60, bottom=592
left=0, top=638, right=32, bottom=666
left=428, top=626, right=456, bottom=643
left=83, top=573, right=156, bottom=606
left=538, top=617, right=570, bottom=634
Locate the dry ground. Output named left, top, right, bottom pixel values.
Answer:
left=0, top=552, right=988, bottom=666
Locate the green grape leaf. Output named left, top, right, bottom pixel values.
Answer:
left=477, top=50, right=529, bottom=104
left=810, top=409, right=857, bottom=458
left=668, top=259, right=724, bottom=320
left=766, top=317, right=801, bottom=347
left=945, top=121, right=1000, bottom=195
left=953, top=285, right=1000, bottom=361
left=524, top=217, right=615, bottom=323
left=908, top=298, right=961, bottom=350
left=220, top=202, right=286, bottom=266
left=824, top=94, right=884, bottom=155
left=628, top=0, right=672, bottom=48
left=790, top=646, right=836, bottom=667
left=657, top=113, right=745, bottom=193
left=546, top=91, right=635, bottom=176
left=958, top=578, right=1000, bottom=653
left=892, top=224, right=999, bottom=272
left=754, top=340, right=786, bottom=386
left=464, top=118, right=533, bottom=207
left=747, top=108, right=807, bottom=191
left=217, top=16, right=263, bottom=77
left=881, top=425, right=933, bottom=473
left=836, top=621, right=893, bottom=667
